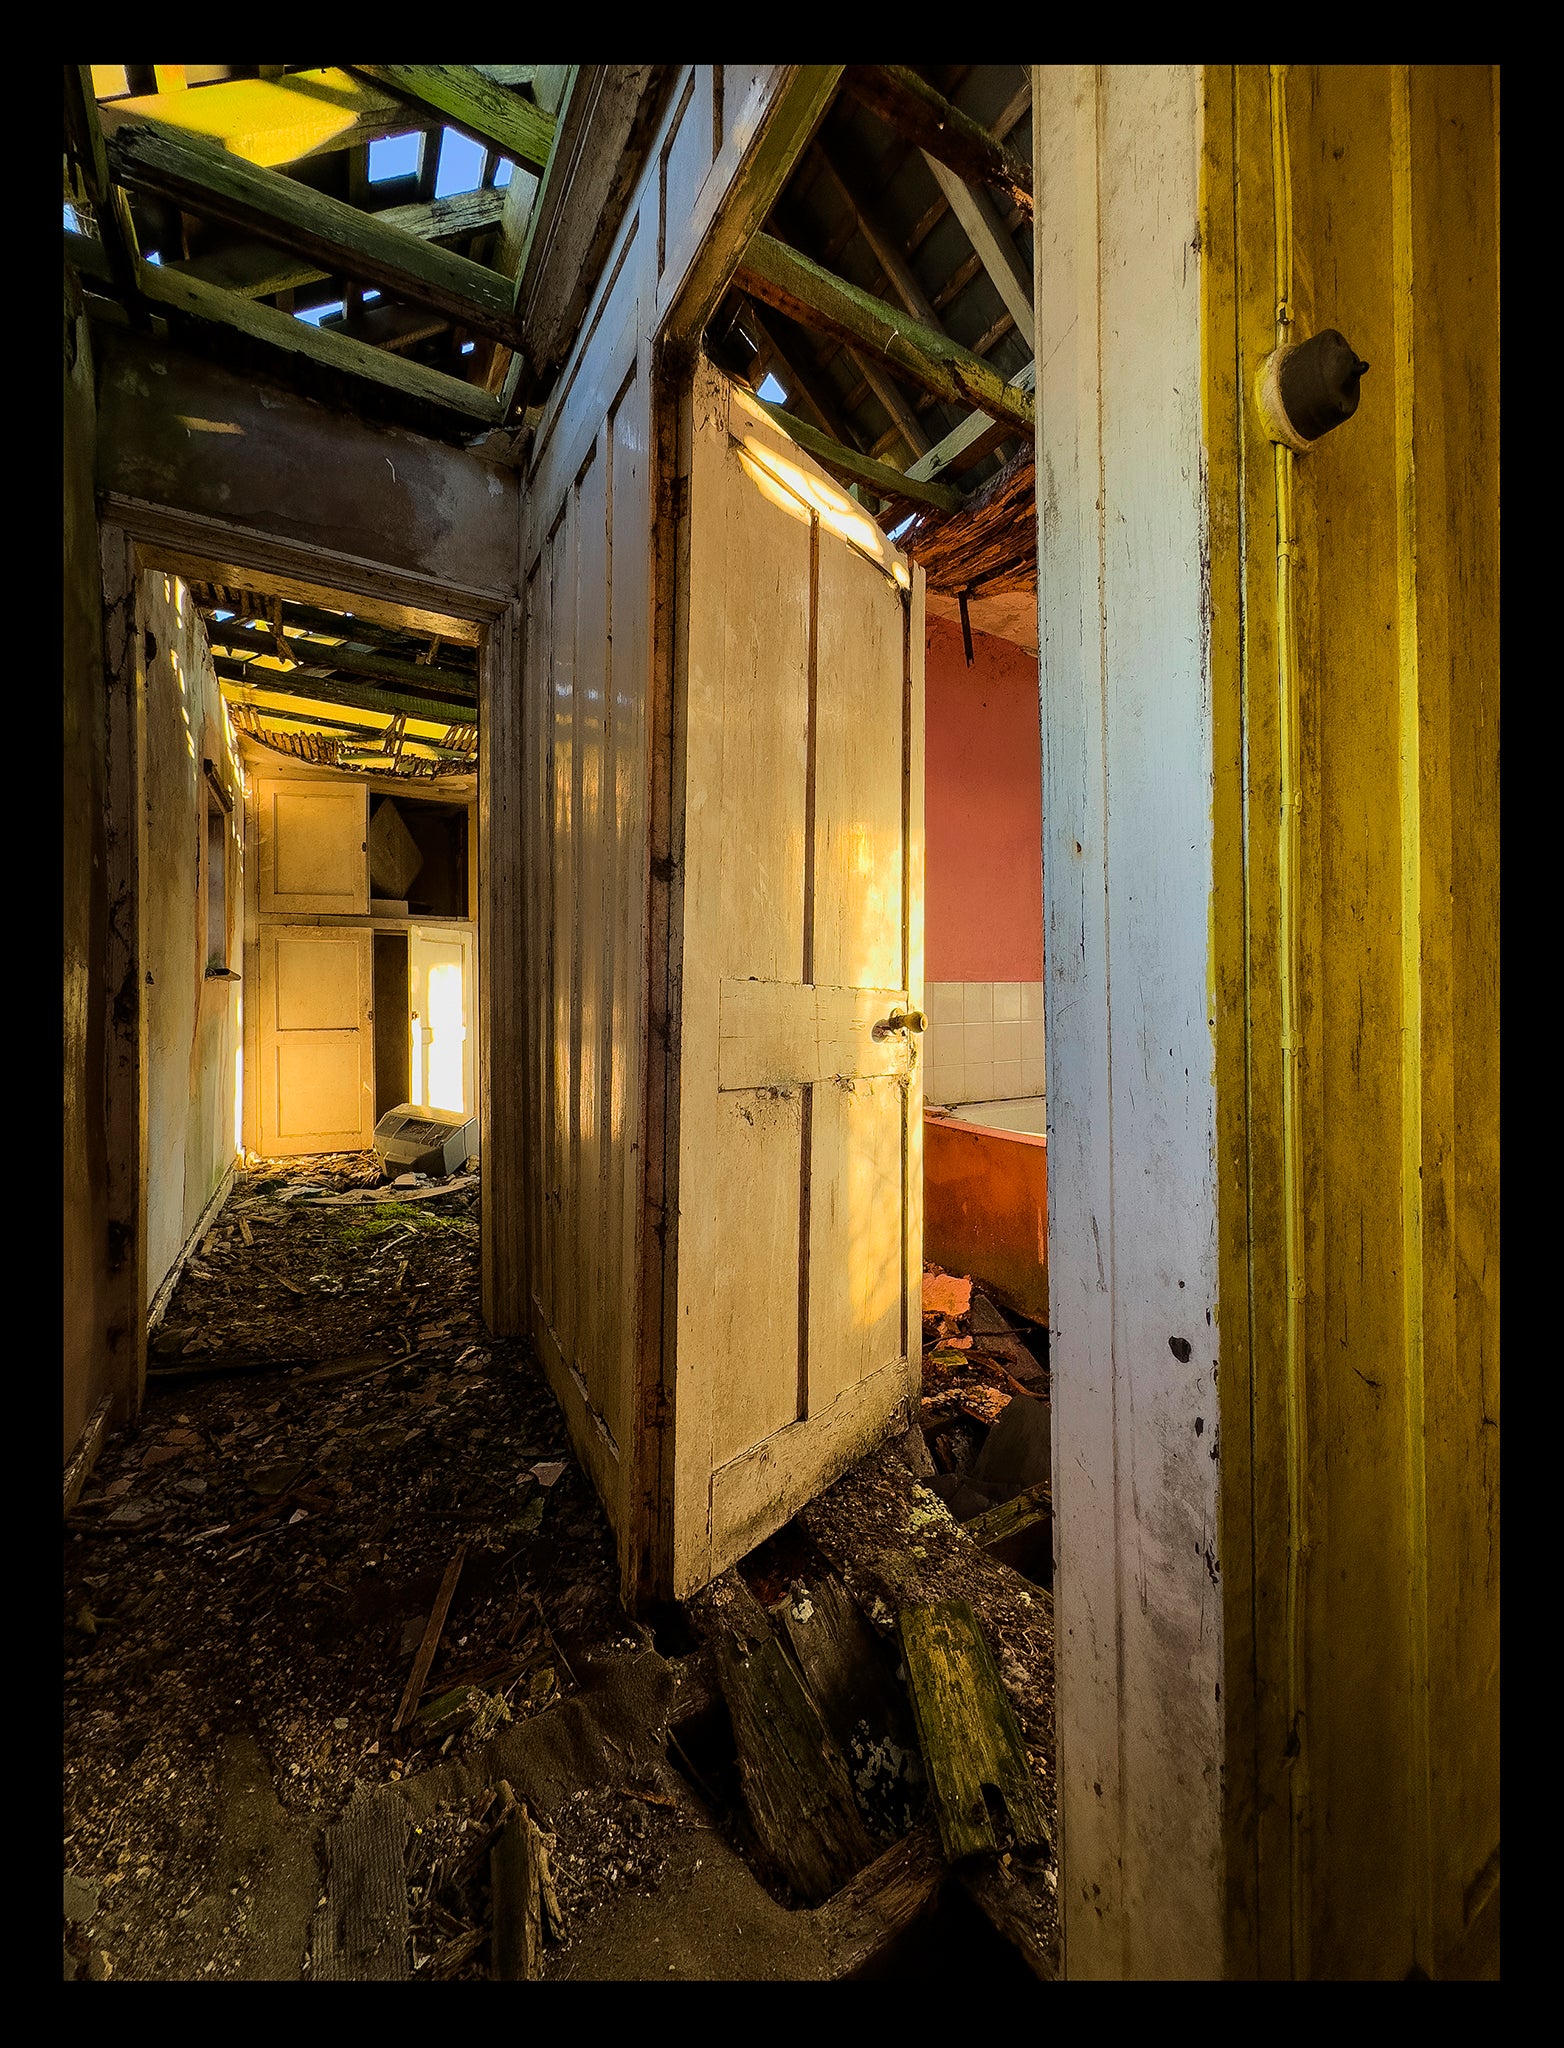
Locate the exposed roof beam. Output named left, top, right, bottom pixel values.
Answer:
left=809, top=139, right=939, bottom=328
left=351, top=66, right=556, bottom=172
left=118, top=255, right=502, bottom=425
left=843, top=344, right=930, bottom=459
left=919, top=152, right=1033, bottom=349
left=213, top=659, right=477, bottom=730
left=841, top=66, right=1032, bottom=219
left=227, top=694, right=466, bottom=755
left=267, top=600, right=477, bottom=663
left=753, top=400, right=961, bottom=512
left=905, top=358, right=1036, bottom=485
left=107, top=122, right=528, bottom=351
left=169, top=187, right=509, bottom=301
left=734, top=301, right=862, bottom=451
left=735, top=234, right=1033, bottom=436
left=98, top=68, right=439, bottom=169
left=203, top=620, right=477, bottom=701
left=64, top=66, right=143, bottom=309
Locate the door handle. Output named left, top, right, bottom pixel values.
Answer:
left=876, top=1007, right=928, bottom=1038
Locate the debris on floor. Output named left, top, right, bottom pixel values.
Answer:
left=64, top=1179, right=1058, bottom=1981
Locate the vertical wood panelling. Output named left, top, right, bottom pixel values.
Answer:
left=1035, top=64, right=1225, bottom=1980
left=1208, top=63, right=1499, bottom=1980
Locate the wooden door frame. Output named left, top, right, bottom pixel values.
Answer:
left=97, top=496, right=524, bottom=1423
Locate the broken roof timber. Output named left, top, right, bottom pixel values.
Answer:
left=351, top=66, right=556, bottom=173
left=904, top=358, right=1036, bottom=487
left=919, top=153, right=1034, bottom=350
left=735, top=233, right=1033, bottom=437
left=106, top=122, right=528, bottom=351
left=841, top=65, right=1032, bottom=219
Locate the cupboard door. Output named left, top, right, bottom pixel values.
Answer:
left=258, top=779, right=368, bottom=916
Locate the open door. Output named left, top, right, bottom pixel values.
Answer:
left=409, top=924, right=475, bottom=1118
left=669, top=361, right=924, bottom=1595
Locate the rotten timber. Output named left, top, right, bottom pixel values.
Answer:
left=902, top=444, right=1037, bottom=598
left=693, top=1572, right=876, bottom=1904
left=735, top=234, right=1033, bottom=437
left=899, top=1599, right=1051, bottom=1863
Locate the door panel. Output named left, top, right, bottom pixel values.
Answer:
left=672, top=361, right=923, bottom=1594
left=259, top=926, right=374, bottom=1154
left=258, top=779, right=368, bottom=916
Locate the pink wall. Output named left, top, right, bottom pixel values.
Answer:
left=924, top=614, right=1042, bottom=981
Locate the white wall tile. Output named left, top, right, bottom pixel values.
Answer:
left=1021, top=981, right=1045, bottom=1020
left=993, top=1058, right=1024, bottom=1098
left=927, top=982, right=965, bottom=1025
left=1022, top=1054, right=1048, bottom=1094
left=961, top=1059, right=994, bottom=1101
left=1022, top=1015, right=1046, bottom=1061
left=964, top=1021, right=994, bottom=1063
left=963, top=983, right=993, bottom=1022
left=993, top=983, right=1022, bottom=1022
left=993, top=1020, right=1022, bottom=1062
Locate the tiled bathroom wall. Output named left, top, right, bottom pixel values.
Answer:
left=922, top=981, right=1046, bottom=1109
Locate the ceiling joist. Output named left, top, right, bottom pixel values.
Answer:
left=213, top=658, right=478, bottom=731
left=204, top=619, right=477, bottom=702
left=350, top=66, right=556, bottom=173
left=105, top=122, right=528, bottom=351
left=841, top=65, right=1032, bottom=219
left=735, top=233, right=1033, bottom=437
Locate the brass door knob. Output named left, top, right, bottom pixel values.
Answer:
left=881, top=1007, right=928, bottom=1035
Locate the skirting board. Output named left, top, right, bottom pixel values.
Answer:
left=146, top=1158, right=238, bottom=1335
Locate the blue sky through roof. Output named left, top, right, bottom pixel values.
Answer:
left=368, top=131, right=422, bottom=183
left=435, top=128, right=486, bottom=198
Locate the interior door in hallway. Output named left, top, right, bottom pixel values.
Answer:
left=670, top=360, right=925, bottom=1594
left=257, top=925, right=375, bottom=1156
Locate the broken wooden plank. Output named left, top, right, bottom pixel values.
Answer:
left=812, top=1824, right=945, bottom=1978
left=490, top=1783, right=558, bottom=1979
left=64, top=1395, right=114, bottom=1516
left=352, top=66, right=556, bottom=173
left=841, top=66, right=1033, bottom=219
left=962, top=1480, right=1052, bottom=1551
left=957, top=1859, right=1058, bottom=1980
left=106, top=122, right=528, bottom=352
left=310, top=1786, right=411, bottom=1980
left=898, top=1598, right=1051, bottom=1861
left=99, top=68, right=438, bottom=169
left=393, top=1544, right=468, bottom=1732
left=64, top=66, right=143, bottom=309
left=780, top=1575, right=915, bottom=1772
left=693, top=1572, right=876, bottom=1904
left=737, top=234, right=1033, bottom=436
left=753, top=401, right=961, bottom=512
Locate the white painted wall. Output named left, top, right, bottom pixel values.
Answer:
left=1034, top=65, right=1224, bottom=1977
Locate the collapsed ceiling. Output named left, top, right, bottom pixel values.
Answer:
left=66, top=64, right=1037, bottom=760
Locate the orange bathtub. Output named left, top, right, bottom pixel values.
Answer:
left=922, top=1107, right=1049, bottom=1324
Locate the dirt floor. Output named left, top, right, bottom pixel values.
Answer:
left=63, top=1153, right=1058, bottom=1982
